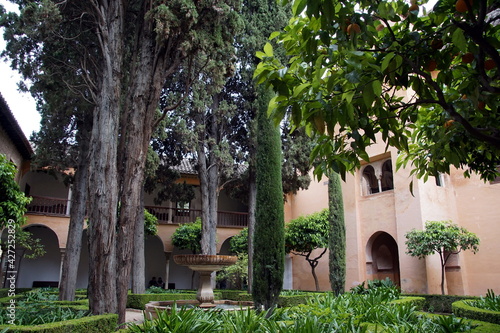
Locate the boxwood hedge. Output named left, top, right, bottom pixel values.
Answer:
left=453, top=300, right=500, bottom=325
left=0, top=313, right=117, bottom=332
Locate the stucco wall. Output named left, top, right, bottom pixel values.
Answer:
left=0, top=124, right=25, bottom=182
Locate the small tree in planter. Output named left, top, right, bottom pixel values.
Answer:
left=405, top=220, right=479, bottom=295
left=285, top=209, right=329, bottom=291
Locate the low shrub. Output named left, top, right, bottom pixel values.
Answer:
left=404, top=293, right=477, bottom=313
left=0, top=313, right=117, bottom=333
left=468, top=289, right=500, bottom=312
left=453, top=299, right=500, bottom=325
left=0, top=302, right=89, bottom=326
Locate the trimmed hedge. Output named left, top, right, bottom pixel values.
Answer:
left=0, top=295, right=88, bottom=307
left=0, top=313, right=117, bottom=332
left=390, top=296, right=426, bottom=310
left=278, top=294, right=312, bottom=307
left=403, top=293, right=478, bottom=313
left=453, top=300, right=500, bottom=325
left=0, top=289, right=31, bottom=298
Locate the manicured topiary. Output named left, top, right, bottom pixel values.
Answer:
left=453, top=300, right=500, bottom=325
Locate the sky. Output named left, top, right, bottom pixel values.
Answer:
left=0, top=0, right=438, bottom=140
left=0, top=0, right=40, bottom=139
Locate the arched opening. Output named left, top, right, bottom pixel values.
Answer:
left=75, top=229, right=89, bottom=289
left=366, top=232, right=400, bottom=286
left=169, top=247, right=197, bottom=290
left=145, top=235, right=165, bottom=289
left=381, top=160, right=394, bottom=191
left=362, top=165, right=379, bottom=195
left=15, top=225, right=61, bottom=288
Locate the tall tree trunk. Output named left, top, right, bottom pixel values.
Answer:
left=87, top=0, right=124, bottom=314
left=328, top=172, right=346, bottom=295
left=198, top=145, right=211, bottom=255
left=59, top=149, right=89, bottom=301
left=131, top=191, right=145, bottom=294
left=115, top=25, right=166, bottom=325
left=199, top=95, right=221, bottom=256
left=252, top=86, right=284, bottom=311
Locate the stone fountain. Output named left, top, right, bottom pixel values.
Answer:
left=173, top=254, right=237, bottom=308
left=144, top=254, right=253, bottom=318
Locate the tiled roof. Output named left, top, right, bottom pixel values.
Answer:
left=171, top=158, right=247, bottom=176
left=172, top=158, right=197, bottom=175
left=0, top=92, right=33, bottom=159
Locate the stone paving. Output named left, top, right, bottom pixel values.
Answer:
left=125, top=308, right=145, bottom=324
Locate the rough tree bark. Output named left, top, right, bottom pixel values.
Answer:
left=86, top=0, right=124, bottom=315
left=115, top=17, right=168, bottom=324
left=58, top=138, right=89, bottom=301
left=131, top=191, right=146, bottom=294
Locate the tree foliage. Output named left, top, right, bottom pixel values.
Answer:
left=171, top=218, right=202, bottom=254
left=1, top=0, right=242, bottom=321
left=254, top=0, right=500, bottom=182
left=253, top=88, right=285, bottom=311
left=0, top=154, right=31, bottom=226
left=285, top=209, right=329, bottom=291
left=328, top=172, right=346, bottom=295
left=230, top=227, right=248, bottom=255
left=405, top=220, right=480, bottom=294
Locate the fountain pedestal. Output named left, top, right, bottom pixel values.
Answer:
left=173, top=254, right=237, bottom=308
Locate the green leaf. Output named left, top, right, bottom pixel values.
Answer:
left=372, top=80, right=382, bottom=97
left=452, top=28, right=467, bottom=52
left=263, top=42, right=274, bottom=57
left=292, top=0, right=307, bottom=16
left=381, top=52, right=396, bottom=72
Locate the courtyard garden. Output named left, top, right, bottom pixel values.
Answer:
left=1, top=282, right=499, bottom=332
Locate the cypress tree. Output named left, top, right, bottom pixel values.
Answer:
left=328, top=172, right=346, bottom=295
left=252, top=86, right=285, bottom=311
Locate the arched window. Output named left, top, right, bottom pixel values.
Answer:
left=381, top=160, right=394, bottom=191
left=362, top=165, right=379, bottom=195
left=361, top=159, right=394, bottom=196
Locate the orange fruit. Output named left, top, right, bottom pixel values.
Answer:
left=484, top=59, right=497, bottom=70
left=456, top=0, right=472, bottom=13
left=461, top=52, right=474, bottom=64
left=444, top=119, right=455, bottom=128
left=376, top=24, right=385, bottom=31
left=347, top=23, right=361, bottom=35
left=425, top=60, right=437, bottom=72
left=431, top=39, right=444, bottom=50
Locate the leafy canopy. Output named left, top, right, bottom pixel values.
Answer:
left=405, top=220, right=480, bottom=260
left=255, top=0, right=500, bottom=182
left=171, top=218, right=202, bottom=254
left=230, top=227, right=248, bottom=255
left=285, top=209, right=329, bottom=254
left=0, top=154, right=31, bottom=226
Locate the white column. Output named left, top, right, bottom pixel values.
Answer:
left=59, top=248, right=66, bottom=287
left=164, top=252, right=171, bottom=289
left=66, top=185, right=73, bottom=216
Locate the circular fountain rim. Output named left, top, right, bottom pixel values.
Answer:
left=173, top=254, right=238, bottom=266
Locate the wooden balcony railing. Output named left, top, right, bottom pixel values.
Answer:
left=25, top=196, right=248, bottom=228
left=27, top=195, right=69, bottom=216
left=145, top=206, right=248, bottom=228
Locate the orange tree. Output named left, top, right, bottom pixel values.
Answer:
left=254, top=0, right=500, bottom=182
left=405, top=220, right=479, bottom=295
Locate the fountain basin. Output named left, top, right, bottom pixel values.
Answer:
left=144, top=300, right=254, bottom=319
left=173, top=254, right=238, bottom=307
